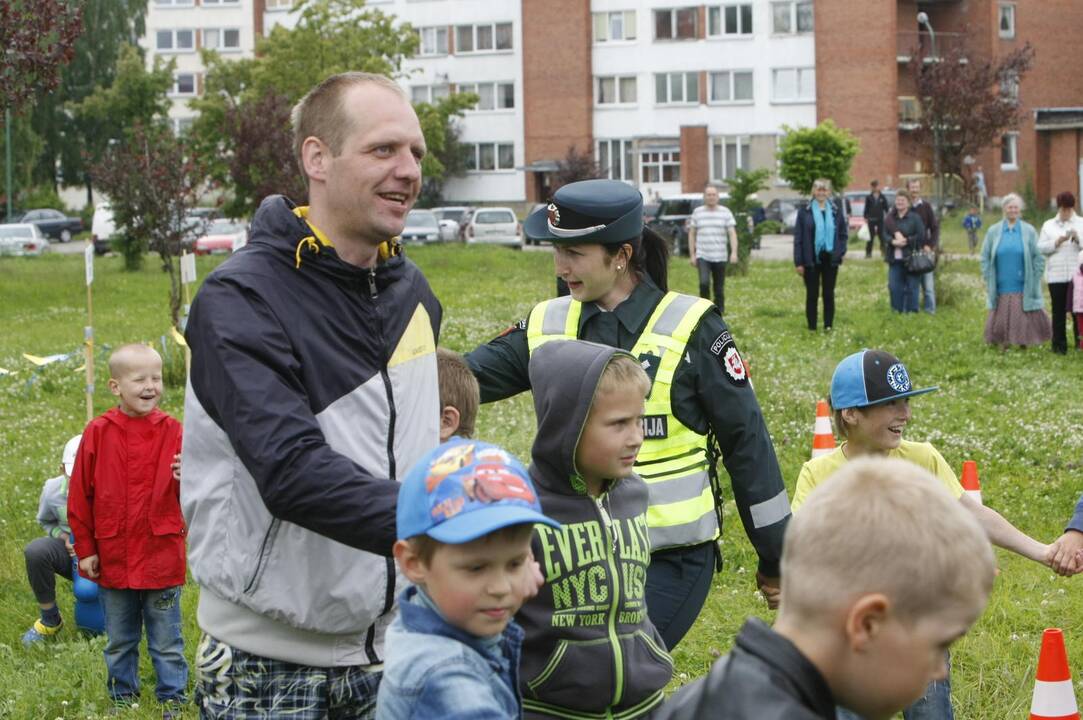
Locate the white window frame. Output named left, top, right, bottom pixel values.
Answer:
left=455, top=22, right=513, bottom=54
left=172, top=117, right=195, bottom=136
left=201, top=0, right=240, bottom=5
left=595, top=75, right=637, bottom=106
left=710, top=135, right=751, bottom=181
left=771, top=67, right=815, bottom=102
left=998, top=3, right=1016, bottom=39
left=419, top=26, right=448, bottom=56
left=708, top=70, right=753, bottom=103
left=593, top=10, right=637, bottom=43
left=655, top=72, right=700, bottom=105
left=596, top=139, right=635, bottom=181
left=156, top=28, right=195, bottom=53
left=458, top=82, right=515, bottom=111
left=640, top=150, right=681, bottom=183
left=170, top=72, right=197, bottom=97
left=653, top=7, right=699, bottom=40
left=1000, top=132, right=1019, bottom=169
left=153, top=0, right=194, bottom=7
left=265, top=0, right=294, bottom=9
left=202, top=28, right=242, bottom=52
left=411, top=84, right=449, bottom=105
left=464, top=142, right=516, bottom=172
left=771, top=1, right=813, bottom=34
left=707, top=4, right=753, bottom=37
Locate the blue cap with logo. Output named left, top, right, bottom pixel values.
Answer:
left=830, top=349, right=938, bottom=410
left=524, top=179, right=644, bottom=245
left=397, top=438, right=560, bottom=544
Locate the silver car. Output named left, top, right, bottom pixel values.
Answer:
left=0, top=223, right=49, bottom=256
left=465, top=208, right=522, bottom=247
left=400, top=209, right=442, bottom=244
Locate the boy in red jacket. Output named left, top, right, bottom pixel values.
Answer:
left=68, top=344, right=187, bottom=716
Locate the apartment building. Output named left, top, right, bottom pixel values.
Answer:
left=143, top=0, right=1082, bottom=205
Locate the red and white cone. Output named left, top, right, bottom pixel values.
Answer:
left=811, top=400, right=835, bottom=459
left=1030, top=628, right=1080, bottom=720
left=960, top=460, right=983, bottom=505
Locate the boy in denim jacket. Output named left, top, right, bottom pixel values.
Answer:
left=376, top=439, right=560, bottom=719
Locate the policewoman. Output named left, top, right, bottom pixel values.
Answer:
left=466, top=179, right=790, bottom=649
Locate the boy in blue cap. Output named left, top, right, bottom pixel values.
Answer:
left=377, top=439, right=560, bottom=720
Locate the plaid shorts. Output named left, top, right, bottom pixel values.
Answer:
left=194, top=633, right=380, bottom=719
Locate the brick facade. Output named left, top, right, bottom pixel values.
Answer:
left=679, top=126, right=709, bottom=192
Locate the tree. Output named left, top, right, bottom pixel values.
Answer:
left=776, top=120, right=860, bottom=196
left=912, top=42, right=1035, bottom=183
left=91, top=122, right=208, bottom=325
left=723, top=168, right=772, bottom=274
left=0, top=0, right=83, bottom=115
left=553, top=145, right=602, bottom=192
left=414, top=92, right=478, bottom=206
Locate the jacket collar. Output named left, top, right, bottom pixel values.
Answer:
left=103, top=406, right=168, bottom=427
left=736, top=618, right=836, bottom=717
left=397, top=586, right=523, bottom=666
left=578, top=276, right=664, bottom=335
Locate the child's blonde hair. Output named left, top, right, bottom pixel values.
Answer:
left=107, top=343, right=162, bottom=378
left=437, top=348, right=480, bottom=439
left=781, top=457, right=994, bottom=624
left=596, top=353, right=651, bottom=399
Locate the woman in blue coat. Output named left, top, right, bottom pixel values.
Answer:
left=793, top=178, right=849, bottom=331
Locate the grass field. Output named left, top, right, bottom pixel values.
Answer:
left=1, top=222, right=1081, bottom=719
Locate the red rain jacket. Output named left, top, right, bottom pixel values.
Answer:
left=68, top=407, right=185, bottom=589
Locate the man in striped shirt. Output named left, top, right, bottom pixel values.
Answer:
left=688, top=183, right=738, bottom=315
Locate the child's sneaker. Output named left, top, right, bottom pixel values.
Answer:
left=21, top=618, right=62, bottom=646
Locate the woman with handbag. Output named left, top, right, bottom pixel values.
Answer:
left=880, top=190, right=926, bottom=313
left=980, top=193, right=1051, bottom=349
left=793, top=178, right=848, bottom=330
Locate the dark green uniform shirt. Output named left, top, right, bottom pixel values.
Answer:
left=466, top=278, right=789, bottom=577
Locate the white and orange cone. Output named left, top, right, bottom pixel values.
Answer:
left=1030, top=628, right=1079, bottom=720
left=960, top=460, right=983, bottom=505
left=811, top=400, right=835, bottom=459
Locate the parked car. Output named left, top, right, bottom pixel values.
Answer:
left=16, top=208, right=83, bottom=243
left=843, top=189, right=897, bottom=234
left=91, top=203, right=117, bottom=255
left=764, top=197, right=806, bottom=234
left=193, top=218, right=248, bottom=255
left=400, top=209, right=442, bottom=245
left=649, top=193, right=721, bottom=256
left=431, top=206, right=473, bottom=242
left=0, top=223, right=49, bottom=256
left=465, top=207, right=522, bottom=247
left=522, top=203, right=550, bottom=246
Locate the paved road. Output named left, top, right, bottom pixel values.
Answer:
left=47, top=238, right=93, bottom=255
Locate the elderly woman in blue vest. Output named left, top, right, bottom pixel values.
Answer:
left=980, top=192, right=1052, bottom=349
left=794, top=178, right=849, bottom=331
left=466, top=179, right=790, bottom=651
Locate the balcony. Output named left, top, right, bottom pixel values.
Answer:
left=898, top=96, right=921, bottom=130
left=896, top=31, right=967, bottom=63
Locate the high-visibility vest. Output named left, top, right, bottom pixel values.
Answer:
left=526, top=292, right=719, bottom=551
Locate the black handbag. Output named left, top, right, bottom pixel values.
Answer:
left=906, top=250, right=935, bottom=275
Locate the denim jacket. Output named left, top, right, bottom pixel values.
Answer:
left=376, top=586, right=524, bottom=720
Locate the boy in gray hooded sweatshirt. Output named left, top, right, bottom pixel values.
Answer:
left=517, top=339, right=674, bottom=719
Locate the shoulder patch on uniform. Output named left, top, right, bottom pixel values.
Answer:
left=710, top=331, right=748, bottom=385
left=497, top=318, right=528, bottom=338
left=709, top=331, right=734, bottom=356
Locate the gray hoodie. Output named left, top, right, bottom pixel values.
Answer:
left=517, top=340, right=673, bottom=720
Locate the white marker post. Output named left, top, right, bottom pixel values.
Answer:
left=84, top=244, right=95, bottom=423
left=179, top=252, right=196, bottom=376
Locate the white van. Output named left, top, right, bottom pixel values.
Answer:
left=91, top=203, right=117, bottom=255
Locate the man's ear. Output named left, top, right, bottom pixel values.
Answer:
left=301, top=136, right=329, bottom=184
left=393, top=539, right=428, bottom=585
left=844, top=593, right=890, bottom=653
left=439, top=406, right=461, bottom=442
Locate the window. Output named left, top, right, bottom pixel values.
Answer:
left=202, top=0, right=240, bottom=4
left=456, top=22, right=513, bottom=53
left=595, top=76, right=637, bottom=105
left=172, top=117, right=194, bottom=136
left=772, top=67, right=815, bottom=101
left=641, top=150, right=681, bottom=183
left=171, top=73, right=196, bottom=96
left=265, top=0, right=294, bottom=9
left=203, top=28, right=241, bottom=51
left=771, top=1, right=813, bottom=34
left=458, top=82, right=515, bottom=111
left=655, top=72, right=699, bottom=104
left=154, top=0, right=193, bottom=6
left=465, top=143, right=515, bottom=171
left=708, top=70, right=753, bottom=102
left=1000, top=72, right=1019, bottom=101
left=998, top=3, right=1015, bottom=38
left=156, top=29, right=195, bottom=52
left=593, top=10, right=637, bottom=42
left=1000, top=133, right=1018, bottom=168
left=596, top=139, right=635, bottom=181
left=708, top=4, right=752, bottom=36
left=419, top=26, right=448, bottom=55
left=411, top=85, right=449, bottom=104
left=711, top=136, right=750, bottom=180
left=654, top=7, right=698, bottom=40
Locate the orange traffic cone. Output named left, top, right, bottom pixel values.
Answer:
left=811, top=400, right=835, bottom=459
left=960, top=460, right=983, bottom=505
left=1030, top=628, right=1080, bottom=720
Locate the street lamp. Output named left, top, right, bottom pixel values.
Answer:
left=917, top=12, right=942, bottom=213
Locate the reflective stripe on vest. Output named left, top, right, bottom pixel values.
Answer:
left=526, top=291, right=718, bottom=551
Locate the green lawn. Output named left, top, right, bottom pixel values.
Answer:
left=0, top=231, right=1080, bottom=718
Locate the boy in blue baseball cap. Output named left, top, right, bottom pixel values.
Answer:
left=376, top=439, right=559, bottom=720
left=791, top=349, right=1054, bottom=720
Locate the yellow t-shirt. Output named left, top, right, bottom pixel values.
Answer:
left=791, top=439, right=965, bottom=512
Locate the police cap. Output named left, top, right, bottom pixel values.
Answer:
left=523, top=179, right=644, bottom=245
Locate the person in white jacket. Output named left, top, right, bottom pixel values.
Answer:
left=1038, top=191, right=1083, bottom=354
